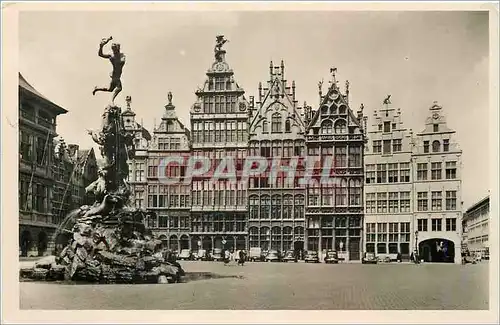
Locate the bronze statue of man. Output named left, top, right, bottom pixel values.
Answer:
left=92, top=36, right=126, bottom=103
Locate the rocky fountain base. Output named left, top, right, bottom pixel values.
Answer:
left=20, top=104, right=184, bottom=284
left=20, top=208, right=184, bottom=284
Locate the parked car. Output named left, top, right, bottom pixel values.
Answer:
left=177, top=249, right=193, bottom=261
left=282, top=250, right=298, bottom=263
left=324, top=250, right=339, bottom=264
left=304, top=251, right=320, bottom=263
left=362, top=252, right=378, bottom=264
left=249, top=247, right=265, bottom=262
left=462, top=254, right=477, bottom=264
left=195, top=249, right=211, bottom=261
left=265, top=250, right=281, bottom=262
left=211, top=248, right=223, bottom=262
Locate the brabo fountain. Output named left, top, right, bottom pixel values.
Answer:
left=20, top=37, right=185, bottom=284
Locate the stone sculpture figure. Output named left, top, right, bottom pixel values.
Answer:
left=214, top=35, right=228, bottom=62
left=383, top=94, right=392, bottom=105
left=92, top=36, right=126, bottom=103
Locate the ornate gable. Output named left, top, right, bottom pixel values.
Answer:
left=306, top=69, right=364, bottom=137
left=249, top=60, right=305, bottom=137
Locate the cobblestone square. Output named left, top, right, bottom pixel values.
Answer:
left=20, top=260, right=489, bottom=310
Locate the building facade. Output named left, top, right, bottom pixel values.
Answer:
left=51, top=140, right=97, bottom=253
left=364, top=98, right=413, bottom=261
left=412, top=101, right=462, bottom=263
left=145, top=92, right=192, bottom=251
left=19, top=73, right=68, bottom=257
left=247, top=61, right=306, bottom=254
left=304, top=73, right=366, bottom=261
left=189, top=37, right=250, bottom=252
left=463, top=196, right=489, bottom=258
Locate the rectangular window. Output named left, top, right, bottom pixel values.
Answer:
left=446, top=218, right=457, bottom=231
left=383, top=140, right=391, bottom=154
left=365, top=193, right=376, bottom=214
left=383, top=121, right=390, bottom=133
left=423, top=141, right=429, bottom=153
left=417, top=163, right=428, bottom=181
left=388, top=192, right=399, bottom=213
left=417, top=192, right=428, bottom=211
left=365, top=164, right=375, bottom=184
left=431, top=162, right=442, bottom=180
left=388, top=163, right=398, bottom=183
left=399, top=191, right=410, bottom=212
left=433, top=124, right=439, bottom=132
left=445, top=191, right=457, bottom=210
left=431, top=191, right=442, bottom=211
left=376, top=193, right=387, bottom=213
left=399, top=162, right=410, bottom=182
left=388, top=222, right=398, bottom=242
left=431, top=218, right=442, bottom=231
left=373, top=140, right=382, bottom=153
left=377, top=243, right=387, bottom=254
left=400, top=222, right=410, bottom=242
left=377, top=222, right=387, bottom=242
left=417, top=219, right=428, bottom=232
left=376, top=164, right=387, bottom=183
left=445, top=161, right=457, bottom=179
left=443, top=139, right=450, bottom=152
left=392, top=139, right=402, bottom=152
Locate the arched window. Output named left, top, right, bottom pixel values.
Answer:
left=338, top=105, right=347, bottom=114
left=321, top=105, right=329, bottom=115
left=260, top=195, right=270, bottom=219
left=262, top=120, right=269, bottom=133
left=249, top=195, right=259, bottom=219
left=334, top=119, right=347, bottom=134
left=271, top=113, right=282, bottom=133
left=285, top=119, right=291, bottom=133
left=432, top=140, right=440, bottom=153
left=321, top=120, right=333, bottom=134
left=271, top=195, right=282, bottom=220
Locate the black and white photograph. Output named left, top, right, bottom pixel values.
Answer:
left=1, top=1, right=498, bottom=323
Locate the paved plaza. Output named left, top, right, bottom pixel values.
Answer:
left=20, top=260, right=488, bottom=310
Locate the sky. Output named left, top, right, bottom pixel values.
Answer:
left=18, top=10, right=489, bottom=208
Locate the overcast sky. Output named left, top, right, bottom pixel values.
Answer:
left=19, top=10, right=489, bottom=208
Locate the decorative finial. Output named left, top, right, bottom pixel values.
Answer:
left=345, top=80, right=350, bottom=92
left=168, top=92, right=173, bottom=105
left=318, top=79, right=324, bottom=92
left=360, top=103, right=364, bottom=111
left=125, top=96, right=132, bottom=110
left=383, top=94, right=392, bottom=105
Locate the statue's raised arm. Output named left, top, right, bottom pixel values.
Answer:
left=98, top=36, right=113, bottom=59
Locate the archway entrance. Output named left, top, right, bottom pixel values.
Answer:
left=20, top=230, right=32, bottom=257
left=169, top=235, right=179, bottom=252
left=180, top=235, right=190, bottom=250
left=294, top=240, right=304, bottom=260
left=37, top=231, right=48, bottom=257
left=419, top=238, right=455, bottom=263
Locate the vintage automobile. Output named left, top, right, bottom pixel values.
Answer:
left=265, top=250, right=281, bottom=262
left=249, top=247, right=265, bottom=262
left=362, top=252, right=378, bottom=264
left=282, top=250, right=298, bottom=263
left=211, top=248, right=224, bottom=262
left=195, top=249, right=211, bottom=261
left=304, top=250, right=320, bottom=263
left=324, top=250, right=339, bottom=264
left=177, top=249, right=193, bottom=261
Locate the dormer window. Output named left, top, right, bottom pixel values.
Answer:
left=423, top=141, right=429, bottom=153
left=433, top=124, right=439, bottom=132
left=285, top=119, right=291, bottom=133
left=432, top=140, right=440, bottom=153
left=443, top=139, right=450, bottom=152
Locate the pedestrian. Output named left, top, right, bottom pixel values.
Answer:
left=238, top=250, right=246, bottom=266
left=224, top=249, right=231, bottom=265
